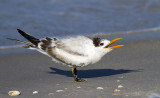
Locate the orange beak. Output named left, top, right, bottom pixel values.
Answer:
left=104, top=38, right=124, bottom=49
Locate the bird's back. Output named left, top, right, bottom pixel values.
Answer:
left=59, top=36, right=94, bottom=56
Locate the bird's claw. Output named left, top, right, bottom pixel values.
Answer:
left=74, top=78, right=87, bottom=82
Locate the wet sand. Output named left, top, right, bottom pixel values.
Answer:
left=0, top=39, right=160, bottom=98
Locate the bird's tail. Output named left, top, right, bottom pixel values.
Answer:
left=7, top=38, right=35, bottom=48
left=16, top=29, right=40, bottom=46
left=7, top=29, right=41, bottom=48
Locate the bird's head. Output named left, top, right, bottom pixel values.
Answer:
left=93, top=37, right=124, bottom=55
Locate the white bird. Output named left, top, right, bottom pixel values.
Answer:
left=7, top=29, right=124, bottom=82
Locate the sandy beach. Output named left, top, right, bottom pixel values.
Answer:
left=0, top=39, right=160, bottom=98
left=1, top=0, right=160, bottom=97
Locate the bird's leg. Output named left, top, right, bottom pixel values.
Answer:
left=72, top=67, right=86, bottom=82
left=72, top=67, right=78, bottom=81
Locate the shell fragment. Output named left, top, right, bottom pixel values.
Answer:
left=118, top=85, right=123, bottom=88
left=8, top=91, right=20, bottom=96
left=56, top=90, right=64, bottom=92
left=33, top=91, right=38, bottom=94
left=96, top=87, right=104, bottom=90
left=114, top=89, right=120, bottom=92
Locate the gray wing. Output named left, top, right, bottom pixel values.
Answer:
left=39, top=36, right=88, bottom=56
left=56, top=36, right=93, bottom=57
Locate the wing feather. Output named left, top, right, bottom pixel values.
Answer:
left=55, top=36, right=93, bottom=57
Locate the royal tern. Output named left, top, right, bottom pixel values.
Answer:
left=8, top=29, right=124, bottom=82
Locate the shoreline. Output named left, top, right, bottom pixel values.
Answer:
left=1, top=27, right=160, bottom=51
left=0, top=36, right=159, bottom=56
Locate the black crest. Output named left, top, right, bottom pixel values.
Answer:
left=93, top=37, right=101, bottom=47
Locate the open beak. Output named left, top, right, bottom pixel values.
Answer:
left=104, top=38, right=124, bottom=49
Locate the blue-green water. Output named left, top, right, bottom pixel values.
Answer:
left=0, top=0, right=160, bottom=47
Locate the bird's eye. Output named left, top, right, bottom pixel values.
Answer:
left=100, top=43, right=104, bottom=46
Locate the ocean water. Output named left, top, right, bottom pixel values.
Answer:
left=0, top=0, right=160, bottom=47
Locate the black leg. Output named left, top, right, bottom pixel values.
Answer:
left=72, top=67, right=86, bottom=82
left=72, top=67, right=78, bottom=81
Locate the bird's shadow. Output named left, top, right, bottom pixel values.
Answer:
left=48, top=67, right=139, bottom=78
